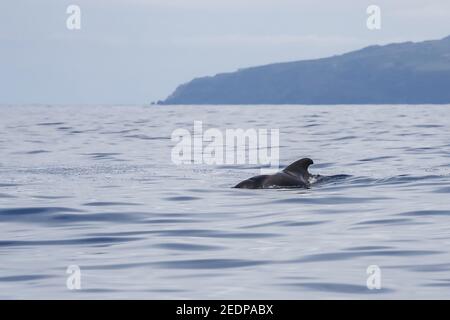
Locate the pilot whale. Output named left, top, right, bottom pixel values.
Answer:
left=234, top=158, right=317, bottom=189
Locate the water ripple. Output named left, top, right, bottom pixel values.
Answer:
left=153, top=259, right=268, bottom=269
left=0, top=236, right=142, bottom=247
left=284, top=282, right=394, bottom=294
left=294, top=250, right=440, bottom=263
left=399, top=210, right=450, bottom=217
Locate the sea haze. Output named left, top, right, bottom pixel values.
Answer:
left=0, top=104, right=450, bottom=298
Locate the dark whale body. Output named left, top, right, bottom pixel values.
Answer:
left=234, top=158, right=316, bottom=189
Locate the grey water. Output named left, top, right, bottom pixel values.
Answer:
left=0, top=104, right=450, bottom=299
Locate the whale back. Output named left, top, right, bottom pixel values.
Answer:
left=282, top=158, right=313, bottom=181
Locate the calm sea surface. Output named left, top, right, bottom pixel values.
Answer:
left=1, top=105, right=450, bottom=299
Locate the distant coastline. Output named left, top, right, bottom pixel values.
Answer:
left=158, top=35, right=450, bottom=105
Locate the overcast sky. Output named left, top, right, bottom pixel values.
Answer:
left=1, top=0, right=449, bottom=104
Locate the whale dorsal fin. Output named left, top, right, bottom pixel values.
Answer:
left=283, top=158, right=314, bottom=180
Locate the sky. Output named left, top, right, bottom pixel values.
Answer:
left=0, top=0, right=449, bottom=104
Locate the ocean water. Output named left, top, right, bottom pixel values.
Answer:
left=0, top=104, right=450, bottom=299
